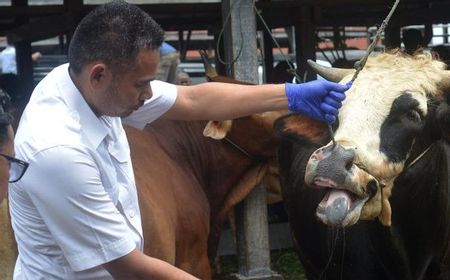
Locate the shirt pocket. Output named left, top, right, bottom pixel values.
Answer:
left=107, top=140, right=135, bottom=188
left=108, top=140, right=129, bottom=163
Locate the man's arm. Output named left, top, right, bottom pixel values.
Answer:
left=103, top=249, right=199, bottom=280
left=164, top=82, right=287, bottom=121
left=32, top=51, right=42, bottom=62
left=163, top=80, right=350, bottom=124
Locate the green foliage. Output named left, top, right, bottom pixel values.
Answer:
left=215, top=249, right=307, bottom=280
left=271, top=249, right=307, bottom=280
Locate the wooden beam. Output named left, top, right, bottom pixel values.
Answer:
left=6, top=13, right=76, bottom=44
left=0, top=1, right=449, bottom=34
left=0, top=5, right=65, bottom=17
left=11, top=0, right=27, bottom=6
left=64, top=0, right=83, bottom=12
left=295, top=5, right=317, bottom=82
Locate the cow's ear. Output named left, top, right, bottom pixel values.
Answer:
left=274, top=113, right=330, bottom=145
left=203, top=120, right=232, bottom=140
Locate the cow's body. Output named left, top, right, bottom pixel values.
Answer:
left=275, top=52, right=450, bottom=280
left=128, top=119, right=267, bottom=279
left=1, top=115, right=279, bottom=279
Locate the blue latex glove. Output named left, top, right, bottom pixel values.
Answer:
left=285, top=80, right=352, bottom=124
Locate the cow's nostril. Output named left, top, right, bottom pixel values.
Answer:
left=342, top=149, right=355, bottom=172
left=366, top=180, right=378, bottom=198
left=345, top=161, right=353, bottom=171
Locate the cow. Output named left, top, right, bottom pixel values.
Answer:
left=0, top=201, right=16, bottom=280
left=0, top=112, right=282, bottom=279
left=274, top=51, right=450, bottom=280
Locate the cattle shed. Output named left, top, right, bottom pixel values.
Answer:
left=3, top=0, right=450, bottom=100
left=2, top=0, right=450, bottom=279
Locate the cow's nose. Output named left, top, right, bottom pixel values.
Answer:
left=315, top=144, right=356, bottom=185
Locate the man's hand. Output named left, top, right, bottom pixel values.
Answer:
left=103, top=249, right=200, bottom=280
left=285, top=80, right=352, bottom=124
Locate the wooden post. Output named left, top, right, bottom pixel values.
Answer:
left=263, top=28, right=274, bottom=83
left=14, top=41, right=33, bottom=103
left=10, top=0, right=33, bottom=104
left=294, top=5, right=317, bottom=82
left=221, top=0, right=282, bottom=279
left=221, top=0, right=260, bottom=81
left=384, top=26, right=401, bottom=50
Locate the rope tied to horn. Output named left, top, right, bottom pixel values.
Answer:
left=328, top=0, right=401, bottom=147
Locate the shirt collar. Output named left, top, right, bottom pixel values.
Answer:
left=56, top=63, right=110, bottom=149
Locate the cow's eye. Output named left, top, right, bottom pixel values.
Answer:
left=406, top=109, right=421, bottom=122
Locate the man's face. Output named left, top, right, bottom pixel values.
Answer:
left=177, top=74, right=191, bottom=86
left=96, top=49, right=159, bottom=117
left=0, top=125, right=14, bottom=203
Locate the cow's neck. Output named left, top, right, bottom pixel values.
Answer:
left=146, top=119, right=257, bottom=205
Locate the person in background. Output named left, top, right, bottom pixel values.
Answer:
left=0, top=41, right=42, bottom=103
left=176, top=71, right=191, bottom=86
left=0, top=89, right=28, bottom=204
left=156, top=41, right=180, bottom=83
left=8, top=1, right=350, bottom=279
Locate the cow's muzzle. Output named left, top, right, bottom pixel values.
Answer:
left=305, top=143, right=381, bottom=227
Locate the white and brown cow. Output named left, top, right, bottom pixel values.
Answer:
left=275, top=51, right=450, bottom=279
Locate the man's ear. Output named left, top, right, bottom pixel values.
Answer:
left=89, top=63, right=110, bottom=88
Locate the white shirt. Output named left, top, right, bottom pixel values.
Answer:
left=8, top=63, right=177, bottom=279
left=0, top=45, right=17, bottom=74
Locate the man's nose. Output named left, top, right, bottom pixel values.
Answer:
left=141, top=85, right=153, bottom=100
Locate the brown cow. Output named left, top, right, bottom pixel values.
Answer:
left=1, top=113, right=282, bottom=279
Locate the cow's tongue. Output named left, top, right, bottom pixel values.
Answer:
left=323, top=190, right=351, bottom=224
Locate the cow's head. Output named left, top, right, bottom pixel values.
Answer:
left=285, top=52, right=450, bottom=227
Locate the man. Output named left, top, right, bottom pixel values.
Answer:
left=156, top=41, right=180, bottom=83
left=0, top=90, right=27, bottom=203
left=9, top=1, right=350, bottom=279
left=176, top=71, right=192, bottom=86
left=0, top=41, right=41, bottom=103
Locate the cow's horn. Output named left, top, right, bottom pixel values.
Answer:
left=307, top=59, right=355, bottom=82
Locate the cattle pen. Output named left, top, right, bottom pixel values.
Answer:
left=1, top=0, right=450, bottom=280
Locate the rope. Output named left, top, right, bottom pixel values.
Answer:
left=350, top=0, right=401, bottom=82
left=215, top=0, right=245, bottom=66
left=405, top=143, right=434, bottom=169
left=330, top=0, right=401, bottom=147
left=252, top=2, right=302, bottom=82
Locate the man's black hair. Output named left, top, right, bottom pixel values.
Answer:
left=68, top=0, right=164, bottom=74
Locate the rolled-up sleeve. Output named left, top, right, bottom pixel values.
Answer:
left=123, top=80, right=177, bottom=129
left=24, top=145, right=136, bottom=271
